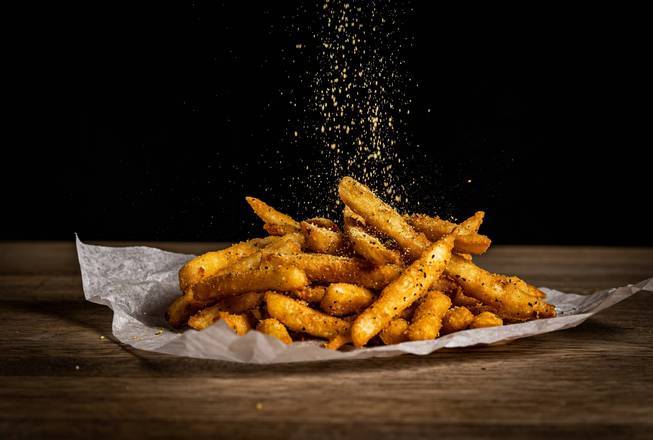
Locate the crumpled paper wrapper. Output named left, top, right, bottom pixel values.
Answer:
left=76, top=237, right=652, bottom=364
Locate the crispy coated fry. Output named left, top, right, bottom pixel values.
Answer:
left=247, top=236, right=281, bottom=249
left=324, top=334, right=351, bottom=350
left=407, top=291, right=452, bottom=341
left=352, top=234, right=455, bottom=347
left=445, top=255, right=555, bottom=321
left=246, top=196, right=301, bottom=232
left=186, top=292, right=263, bottom=330
left=264, top=223, right=300, bottom=236
left=228, top=233, right=304, bottom=273
left=343, top=206, right=367, bottom=228
left=188, top=308, right=251, bottom=334
left=165, top=295, right=203, bottom=329
left=219, top=312, right=252, bottom=335
left=257, top=318, right=293, bottom=344
left=301, top=221, right=349, bottom=255
left=178, top=242, right=258, bottom=292
left=191, top=266, right=308, bottom=302
left=320, top=283, right=375, bottom=316
left=266, top=253, right=401, bottom=290
left=379, top=318, right=409, bottom=345
left=451, top=288, right=495, bottom=315
left=470, top=311, right=504, bottom=329
left=345, top=223, right=402, bottom=265
left=441, top=306, right=474, bottom=334
left=339, top=176, right=431, bottom=260
left=265, top=292, right=350, bottom=339
left=407, top=214, right=491, bottom=255
left=290, top=285, right=327, bottom=303
left=306, top=217, right=339, bottom=232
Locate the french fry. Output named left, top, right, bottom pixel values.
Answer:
left=257, top=318, right=293, bottom=344
left=324, top=333, right=351, bottom=350
left=218, top=312, right=252, bottom=335
left=441, top=306, right=474, bottom=335
left=290, top=285, right=327, bottom=303
left=406, top=291, right=452, bottom=341
left=351, top=234, right=455, bottom=347
left=227, top=233, right=304, bottom=273
left=246, top=196, right=301, bottom=232
left=191, top=266, right=308, bottom=302
left=265, top=292, right=350, bottom=339
left=407, top=214, right=491, bottom=255
left=186, top=292, right=263, bottom=330
left=178, top=242, right=258, bottom=292
left=248, top=235, right=282, bottom=249
left=306, top=217, right=339, bottom=232
left=338, top=176, right=431, bottom=260
left=451, top=288, right=495, bottom=315
left=344, top=223, right=402, bottom=265
left=320, top=283, right=375, bottom=316
left=470, top=311, right=504, bottom=329
left=301, top=221, right=349, bottom=255
left=266, top=253, right=402, bottom=290
left=445, top=254, right=555, bottom=321
left=343, top=206, right=367, bottom=228
left=379, top=318, right=409, bottom=345
left=165, top=295, right=203, bottom=329
left=264, top=223, right=299, bottom=236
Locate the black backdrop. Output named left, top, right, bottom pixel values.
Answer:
left=12, top=2, right=652, bottom=244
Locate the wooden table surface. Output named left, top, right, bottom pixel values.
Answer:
left=1, top=242, right=652, bottom=439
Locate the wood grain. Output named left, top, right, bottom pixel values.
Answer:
left=0, top=241, right=652, bottom=439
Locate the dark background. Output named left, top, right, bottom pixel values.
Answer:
left=9, top=2, right=651, bottom=245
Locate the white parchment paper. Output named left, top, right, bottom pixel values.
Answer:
left=76, top=237, right=653, bottom=364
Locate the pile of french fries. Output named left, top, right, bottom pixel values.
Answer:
left=166, top=176, right=556, bottom=349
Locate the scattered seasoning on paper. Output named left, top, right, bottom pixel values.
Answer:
left=255, top=402, right=264, bottom=411
left=155, top=328, right=164, bottom=336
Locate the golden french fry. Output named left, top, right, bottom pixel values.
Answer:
left=265, top=292, right=350, bottom=339
left=441, top=306, right=474, bottom=334
left=451, top=288, right=496, bottom=315
left=320, top=283, right=375, bottom=316
left=165, top=295, right=203, bottom=329
left=306, top=217, right=339, bottom=232
left=496, top=275, right=545, bottom=299
left=228, top=233, right=304, bottom=273
left=257, top=318, right=293, bottom=344
left=290, top=285, right=327, bottom=303
left=188, top=308, right=251, bottom=334
left=343, top=206, right=366, bottom=228
left=407, top=291, right=452, bottom=341
left=324, top=333, right=351, bottom=350
left=338, top=176, right=431, bottom=260
left=246, top=196, right=301, bottom=232
left=344, top=223, right=402, bottom=265
left=445, top=254, right=555, bottom=321
left=264, top=223, right=299, bottom=236
left=407, top=214, right=491, bottom=255
left=470, top=311, right=504, bottom=329
left=247, top=236, right=282, bottom=249
left=352, top=234, right=455, bottom=347
left=301, top=221, right=349, bottom=255
left=379, top=318, right=409, bottom=345
left=219, top=312, right=252, bottom=335
left=266, top=253, right=401, bottom=290
left=191, top=266, right=308, bottom=302
left=186, top=292, right=263, bottom=330
left=178, top=242, right=258, bottom=292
